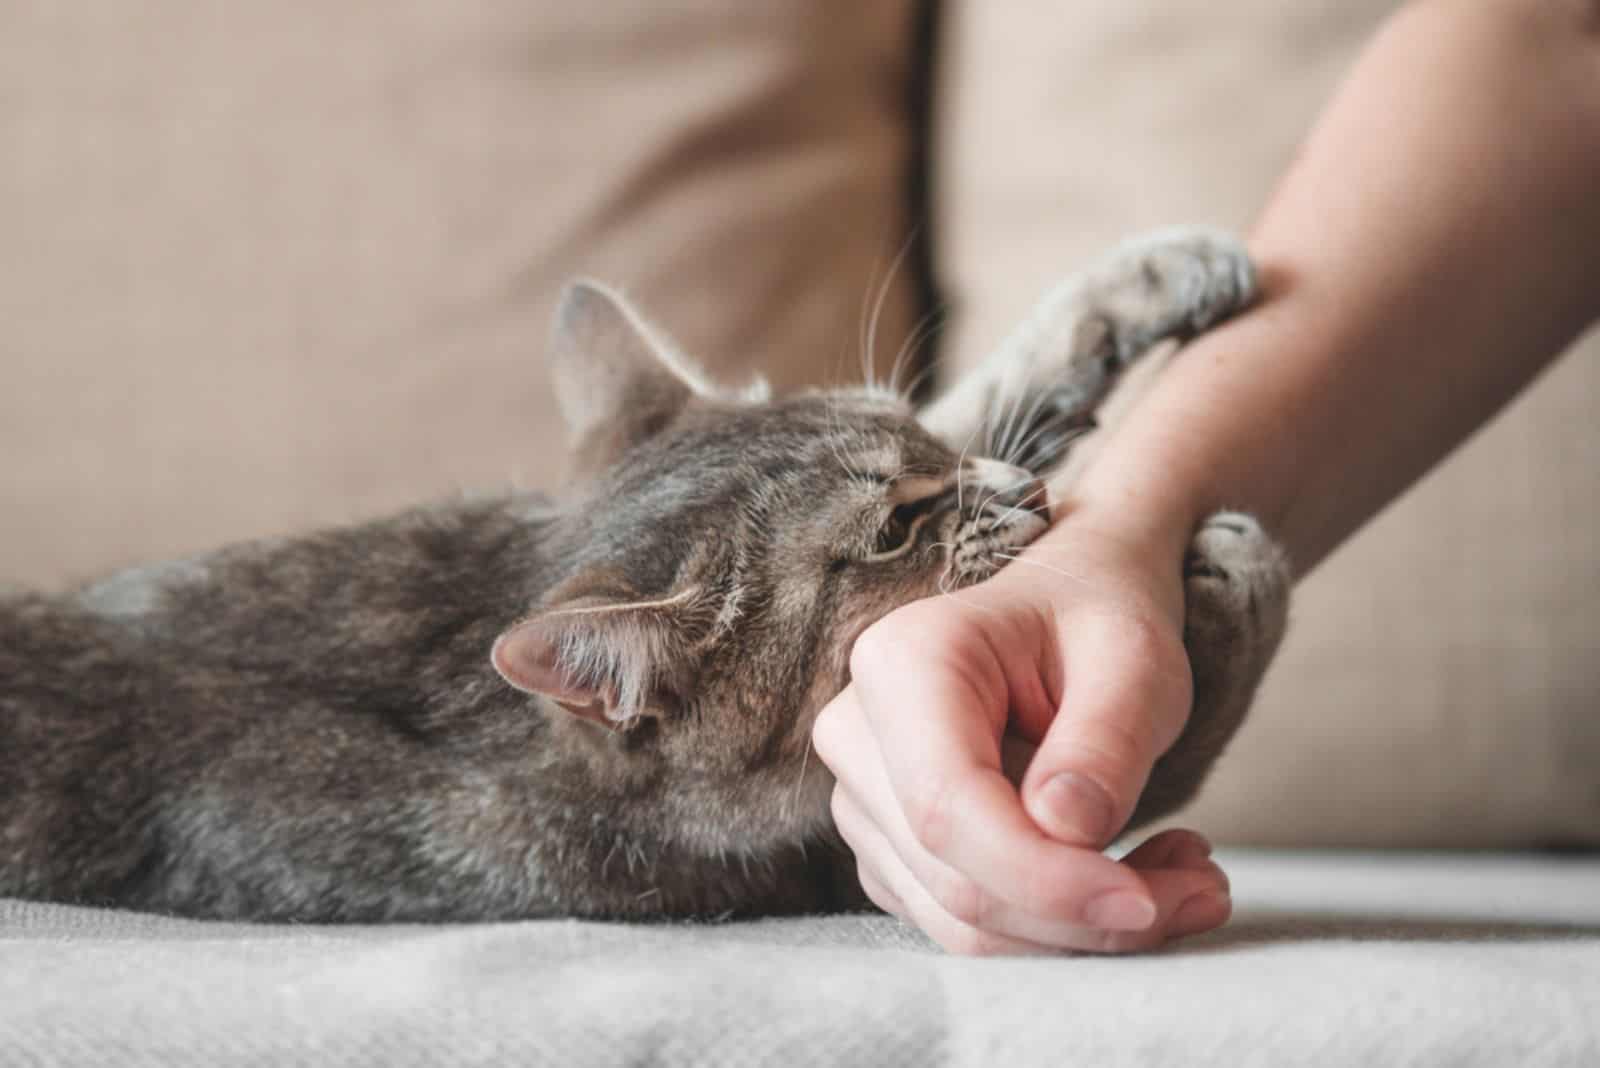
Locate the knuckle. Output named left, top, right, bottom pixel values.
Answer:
left=809, top=702, right=842, bottom=762
left=847, top=618, right=902, bottom=678
left=829, top=789, right=872, bottom=858
left=827, top=786, right=851, bottom=832
left=904, top=776, right=959, bottom=857
left=857, top=865, right=900, bottom=916
left=929, top=872, right=988, bottom=929
left=1086, top=714, right=1155, bottom=771
left=1057, top=718, right=1151, bottom=799
left=850, top=601, right=958, bottom=679
left=829, top=788, right=872, bottom=858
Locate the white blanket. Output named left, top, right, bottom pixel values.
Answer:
left=3, top=851, right=1597, bottom=1066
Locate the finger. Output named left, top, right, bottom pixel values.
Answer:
left=1121, top=827, right=1215, bottom=871
left=1086, top=865, right=1232, bottom=952
left=1167, top=877, right=1233, bottom=939
left=1021, top=613, right=1193, bottom=848
left=840, top=780, right=1226, bottom=954
left=1123, top=832, right=1233, bottom=939
left=829, top=702, right=1184, bottom=947
left=856, top=861, right=908, bottom=919
left=844, top=620, right=1159, bottom=932
left=837, top=757, right=1232, bottom=954
left=831, top=784, right=1062, bottom=956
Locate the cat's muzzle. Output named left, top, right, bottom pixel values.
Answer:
left=980, top=475, right=1051, bottom=526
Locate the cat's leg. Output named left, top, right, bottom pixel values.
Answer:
left=921, top=227, right=1255, bottom=475
left=1125, top=510, right=1290, bottom=831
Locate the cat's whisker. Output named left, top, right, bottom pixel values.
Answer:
left=997, top=384, right=1057, bottom=468
left=897, top=360, right=942, bottom=406
left=887, top=304, right=945, bottom=400
left=927, top=547, right=1007, bottom=617
left=990, top=479, right=1053, bottom=529
left=820, top=397, right=866, bottom=483
left=999, top=389, right=1064, bottom=467
left=988, top=550, right=1095, bottom=588
left=933, top=568, right=1005, bottom=617
left=862, top=226, right=922, bottom=392
left=856, top=246, right=884, bottom=392
left=991, top=370, right=1038, bottom=464
left=988, top=399, right=1018, bottom=468
left=966, top=473, right=1030, bottom=514
left=824, top=343, right=855, bottom=397
left=953, top=421, right=983, bottom=519
left=972, top=471, right=1044, bottom=520
left=788, top=736, right=814, bottom=824
left=824, top=398, right=878, bottom=482
left=888, top=305, right=939, bottom=395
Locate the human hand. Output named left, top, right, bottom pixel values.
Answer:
left=812, top=518, right=1232, bottom=954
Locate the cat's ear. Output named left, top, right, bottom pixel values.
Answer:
left=548, top=280, right=717, bottom=468
left=490, top=578, right=703, bottom=730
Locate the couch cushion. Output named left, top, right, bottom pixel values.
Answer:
left=4, top=852, right=1598, bottom=1065
left=938, top=0, right=1600, bottom=846
left=0, top=1, right=918, bottom=588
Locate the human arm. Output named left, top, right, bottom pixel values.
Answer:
left=814, top=0, right=1600, bottom=954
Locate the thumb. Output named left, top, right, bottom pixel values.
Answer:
left=1020, top=614, right=1192, bottom=848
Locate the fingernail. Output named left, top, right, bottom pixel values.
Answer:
left=1034, top=772, right=1114, bottom=844
left=1083, top=890, right=1158, bottom=931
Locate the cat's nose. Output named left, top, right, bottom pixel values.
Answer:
left=966, top=458, right=1051, bottom=521
left=986, top=476, right=1050, bottom=521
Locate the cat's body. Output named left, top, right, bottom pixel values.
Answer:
left=2, top=498, right=855, bottom=920
left=0, top=228, right=1288, bottom=923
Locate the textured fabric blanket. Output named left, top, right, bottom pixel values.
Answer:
left=4, top=851, right=1598, bottom=1066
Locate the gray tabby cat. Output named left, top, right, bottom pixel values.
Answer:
left=0, top=228, right=1287, bottom=923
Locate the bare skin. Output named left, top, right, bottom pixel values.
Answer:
left=813, top=0, right=1600, bottom=955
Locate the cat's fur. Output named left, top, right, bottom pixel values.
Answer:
left=0, top=228, right=1288, bottom=923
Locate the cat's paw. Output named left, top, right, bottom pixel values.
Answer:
left=1182, top=511, right=1288, bottom=649
left=1127, top=510, right=1289, bottom=830
left=1106, top=225, right=1256, bottom=338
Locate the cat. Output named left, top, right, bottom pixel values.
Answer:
left=0, top=227, right=1288, bottom=923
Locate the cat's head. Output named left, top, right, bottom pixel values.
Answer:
left=490, top=283, right=1080, bottom=854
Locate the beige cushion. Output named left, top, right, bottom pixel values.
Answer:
left=940, top=0, right=1600, bottom=846
left=1, top=2, right=916, bottom=589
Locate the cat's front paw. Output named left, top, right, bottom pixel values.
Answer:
left=1128, top=511, right=1289, bottom=830
left=1108, top=226, right=1256, bottom=338
left=1182, top=511, right=1288, bottom=634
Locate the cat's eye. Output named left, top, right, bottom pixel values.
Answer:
left=870, top=496, right=940, bottom=559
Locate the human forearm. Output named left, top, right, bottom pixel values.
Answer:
left=1059, top=0, right=1600, bottom=576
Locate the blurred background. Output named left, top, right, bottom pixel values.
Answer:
left=3, top=1, right=1595, bottom=849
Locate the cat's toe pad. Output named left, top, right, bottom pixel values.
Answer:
left=1183, top=511, right=1289, bottom=637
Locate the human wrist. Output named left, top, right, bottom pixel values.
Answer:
left=1043, top=428, right=1212, bottom=580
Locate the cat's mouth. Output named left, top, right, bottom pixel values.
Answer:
left=934, top=471, right=1051, bottom=588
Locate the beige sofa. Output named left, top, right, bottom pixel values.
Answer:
left=3, top=2, right=1596, bottom=1062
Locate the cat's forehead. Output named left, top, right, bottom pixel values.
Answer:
left=718, top=388, right=945, bottom=470
left=594, top=386, right=952, bottom=512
